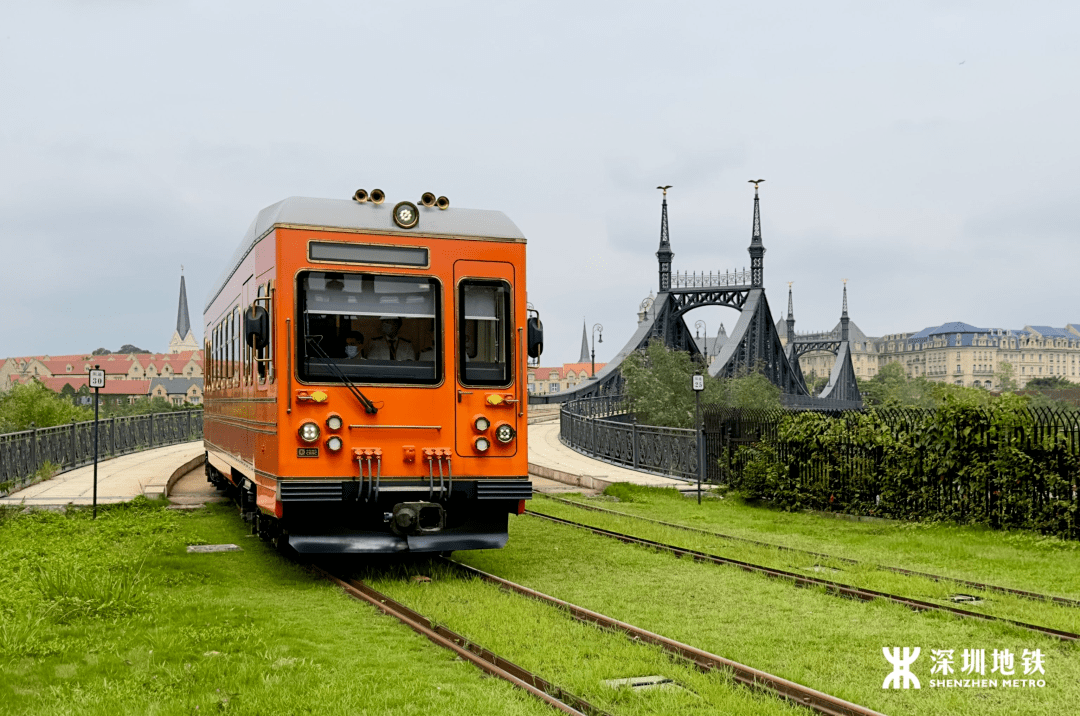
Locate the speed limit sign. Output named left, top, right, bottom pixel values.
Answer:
left=89, top=368, right=105, bottom=388
left=692, top=374, right=704, bottom=392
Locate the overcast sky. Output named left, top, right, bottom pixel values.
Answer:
left=2, top=1, right=1078, bottom=365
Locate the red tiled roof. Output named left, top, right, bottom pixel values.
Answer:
left=38, top=376, right=151, bottom=395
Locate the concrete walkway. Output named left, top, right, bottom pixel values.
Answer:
left=528, top=421, right=696, bottom=493
left=0, top=441, right=205, bottom=507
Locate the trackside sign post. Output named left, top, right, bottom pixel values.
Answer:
left=88, top=366, right=105, bottom=519
left=692, top=373, right=704, bottom=504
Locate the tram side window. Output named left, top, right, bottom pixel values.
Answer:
left=232, top=307, right=240, bottom=385
left=459, top=281, right=512, bottom=387
left=297, top=271, right=440, bottom=385
left=255, top=282, right=272, bottom=384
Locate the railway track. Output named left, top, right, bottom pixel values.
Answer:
left=443, top=559, right=887, bottom=716
left=315, top=562, right=888, bottom=716
left=315, top=565, right=610, bottom=716
left=540, top=496, right=1080, bottom=608
left=526, top=510, right=1080, bottom=643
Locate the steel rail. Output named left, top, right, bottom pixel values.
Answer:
left=540, top=496, right=1080, bottom=608
left=313, top=566, right=609, bottom=716
left=446, top=560, right=888, bottom=716
left=525, top=511, right=1080, bottom=643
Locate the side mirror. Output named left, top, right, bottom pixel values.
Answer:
left=527, top=314, right=544, bottom=359
left=245, top=304, right=269, bottom=349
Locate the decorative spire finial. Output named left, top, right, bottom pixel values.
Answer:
left=786, top=281, right=795, bottom=337
left=747, top=180, right=766, bottom=287
left=656, top=185, right=674, bottom=291
left=840, top=279, right=850, bottom=341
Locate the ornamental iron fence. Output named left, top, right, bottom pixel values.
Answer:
left=560, top=396, right=699, bottom=481
left=705, top=405, right=1080, bottom=540
left=560, top=397, right=1079, bottom=538
left=0, top=411, right=203, bottom=496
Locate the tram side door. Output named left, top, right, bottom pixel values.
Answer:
left=453, top=260, right=519, bottom=459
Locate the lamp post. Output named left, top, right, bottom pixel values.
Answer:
left=591, top=323, right=604, bottom=377
left=695, top=319, right=708, bottom=366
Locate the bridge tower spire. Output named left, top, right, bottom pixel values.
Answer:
left=656, top=185, right=673, bottom=292
left=748, top=180, right=766, bottom=287
left=786, top=282, right=795, bottom=338
left=840, top=279, right=850, bottom=341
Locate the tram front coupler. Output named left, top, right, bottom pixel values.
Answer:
left=390, top=502, right=446, bottom=535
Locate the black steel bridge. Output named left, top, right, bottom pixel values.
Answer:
left=529, top=182, right=862, bottom=408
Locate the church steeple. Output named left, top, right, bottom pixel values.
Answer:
left=656, top=185, right=673, bottom=292
left=169, top=268, right=199, bottom=354
left=747, top=180, right=766, bottom=288
left=578, top=320, right=590, bottom=363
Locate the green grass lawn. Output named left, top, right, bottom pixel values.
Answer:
left=0, top=500, right=552, bottom=716
left=528, top=495, right=1080, bottom=637
left=453, top=511, right=1080, bottom=716
left=544, top=485, right=1080, bottom=601
left=363, top=560, right=804, bottom=716
left=4, top=489, right=1077, bottom=716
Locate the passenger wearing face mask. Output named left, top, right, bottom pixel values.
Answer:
left=365, top=317, right=415, bottom=361
left=343, top=332, right=365, bottom=360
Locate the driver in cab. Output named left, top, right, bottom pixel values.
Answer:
left=365, top=317, right=415, bottom=361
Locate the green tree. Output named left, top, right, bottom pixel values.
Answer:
left=805, top=373, right=830, bottom=396
left=996, top=361, right=1018, bottom=392
left=1025, top=376, right=1073, bottom=391
left=0, top=381, right=93, bottom=432
left=622, top=340, right=779, bottom=428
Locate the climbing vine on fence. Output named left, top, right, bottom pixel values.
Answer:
left=731, top=396, right=1080, bottom=539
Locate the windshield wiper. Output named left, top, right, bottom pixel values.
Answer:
left=305, top=337, right=378, bottom=414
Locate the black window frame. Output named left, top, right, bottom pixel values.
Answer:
left=295, top=269, right=443, bottom=387
left=457, top=279, right=513, bottom=388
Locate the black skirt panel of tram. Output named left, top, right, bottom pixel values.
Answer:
left=276, top=479, right=529, bottom=554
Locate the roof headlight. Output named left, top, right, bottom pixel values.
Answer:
left=475, top=437, right=490, bottom=452
left=474, top=415, right=490, bottom=432
left=326, top=435, right=343, bottom=452
left=495, top=424, right=516, bottom=444
left=299, top=421, right=321, bottom=443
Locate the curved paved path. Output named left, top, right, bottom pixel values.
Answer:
left=0, top=441, right=204, bottom=507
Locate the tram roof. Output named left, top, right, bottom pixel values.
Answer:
left=207, top=196, right=526, bottom=311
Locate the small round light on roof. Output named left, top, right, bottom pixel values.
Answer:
left=393, top=201, right=419, bottom=229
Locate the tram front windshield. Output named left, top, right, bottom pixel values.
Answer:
left=297, top=271, right=440, bottom=385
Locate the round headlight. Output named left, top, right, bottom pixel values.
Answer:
left=495, top=424, right=516, bottom=444
left=326, top=436, right=343, bottom=452
left=299, top=421, right=320, bottom=443
left=326, top=414, right=343, bottom=431
left=475, top=437, right=490, bottom=452
left=474, top=416, right=490, bottom=432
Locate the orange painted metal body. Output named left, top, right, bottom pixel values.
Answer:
left=202, top=205, right=531, bottom=552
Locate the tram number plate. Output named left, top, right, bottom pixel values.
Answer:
left=297, top=448, right=320, bottom=458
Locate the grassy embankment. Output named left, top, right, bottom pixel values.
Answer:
left=528, top=489, right=1080, bottom=635
left=0, top=500, right=552, bottom=716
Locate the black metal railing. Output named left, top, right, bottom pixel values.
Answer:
left=0, top=411, right=203, bottom=497
left=706, top=405, right=1080, bottom=540
left=560, top=396, right=699, bottom=481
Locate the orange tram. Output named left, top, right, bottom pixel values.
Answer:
left=203, top=190, right=543, bottom=554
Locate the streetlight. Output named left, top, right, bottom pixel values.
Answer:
left=591, top=323, right=604, bottom=377
left=695, top=319, right=708, bottom=366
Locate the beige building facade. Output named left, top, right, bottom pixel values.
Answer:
left=779, top=318, right=1080, bottom=391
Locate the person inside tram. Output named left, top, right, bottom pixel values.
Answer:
left=365, top=317, right=415, bottom=361
left=343, top=331, right=364, bottom=360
